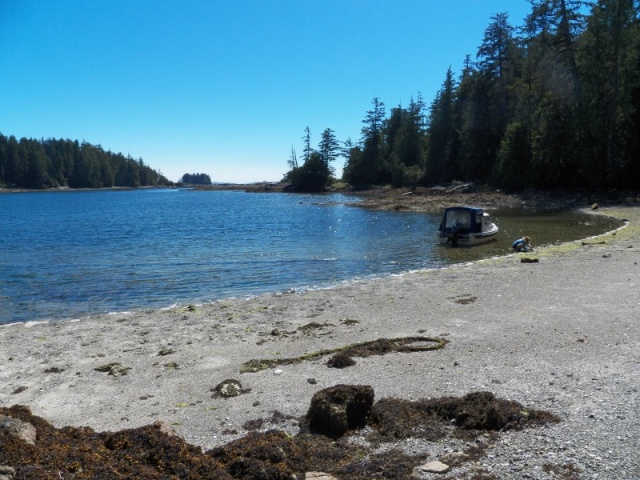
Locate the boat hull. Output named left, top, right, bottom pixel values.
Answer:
left=437, top=224, right=498, bottom=246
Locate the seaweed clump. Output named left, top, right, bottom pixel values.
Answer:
left=0, top=405, right=228, bottom=480
left=370, top=391, right=561, bottom=441
left=0, top=390, right=560, bottom=480
left=327, top=352, right=356, bottom=368
left=241, top=335, right=448, bottom=373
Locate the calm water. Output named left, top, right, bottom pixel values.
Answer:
left=0, top=189, right=621, bottom=324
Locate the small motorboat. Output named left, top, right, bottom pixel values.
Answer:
left=437, top=206, right=498, bottom=247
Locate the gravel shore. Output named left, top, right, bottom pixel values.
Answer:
left=1, top=204, right=639, bottom=479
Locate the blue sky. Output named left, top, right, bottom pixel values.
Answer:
left=1, top=1, right=533, bottom=183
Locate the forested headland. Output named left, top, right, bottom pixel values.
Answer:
left=286, top=0, right=640, bottom=192
left=180, top=173, right=212, bottom=185
left=0, top=134, right=171, bottom=190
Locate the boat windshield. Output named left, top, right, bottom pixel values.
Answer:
left=445, top=210, right=471, bottom=229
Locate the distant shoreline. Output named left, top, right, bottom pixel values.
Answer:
left=4, top=183, right=639, bottom=214
left=0, top=185, right=176, bottom=194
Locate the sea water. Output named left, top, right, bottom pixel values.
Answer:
left=0, top=189, right=621, bottom=324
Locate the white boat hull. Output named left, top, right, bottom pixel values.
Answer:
left=437, top=223, right=498, bottom=246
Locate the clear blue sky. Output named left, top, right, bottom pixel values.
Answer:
left=1, top=1, right=533, bottom=184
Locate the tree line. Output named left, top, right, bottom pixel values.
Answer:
left=0, top=134, right=171, bottom=189
left=283, top=127, right=340, bottom=192
left=180, top=173, right=212, bottom=185
left=287, top=0, right=640, bottom=192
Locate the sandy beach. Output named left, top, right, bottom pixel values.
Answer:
left=1, top=201, right=639, bottom=478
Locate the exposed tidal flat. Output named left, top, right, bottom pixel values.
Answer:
left=0, top=187, right=625, bottom=325
left=1, top=189, right=640, bottom=478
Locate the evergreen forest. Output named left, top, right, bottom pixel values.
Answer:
left=0, top=134, right=171, bottom=189
left=180, top=173, right=212, bottom=185
left=286, top=0, right=640, bottom=192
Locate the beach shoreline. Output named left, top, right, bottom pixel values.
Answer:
left=1, top=203, right=639, bottom=478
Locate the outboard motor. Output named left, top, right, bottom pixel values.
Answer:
left=448, top=222, right=460, bottom=247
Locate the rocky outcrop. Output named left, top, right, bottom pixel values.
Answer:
left=304, top=384, right=374, bottom=438
left=211, top=379, right=251, bottom=398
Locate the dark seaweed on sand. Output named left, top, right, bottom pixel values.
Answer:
left=0, top=391, right=559, bottom=480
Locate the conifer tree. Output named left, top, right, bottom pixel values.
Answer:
left=426, top=68, right=458, bottom=183
left=318, top=128, right=339, bottom=176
